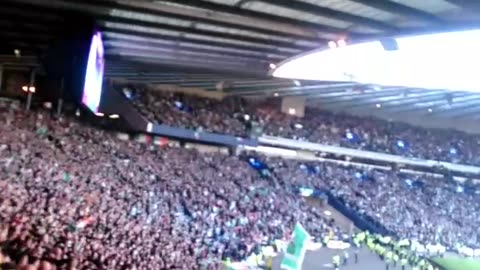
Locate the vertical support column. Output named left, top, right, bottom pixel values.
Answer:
left=56, top=77, right=64, bottom=117
left=26, top=68, right=36, bottom=111
left=0, top=65, right=3, bottom=93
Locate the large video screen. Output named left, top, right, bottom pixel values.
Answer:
left=81, top=31, right=105, bottom=113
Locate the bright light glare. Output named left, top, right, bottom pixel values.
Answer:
left=273, top=29, right=480, bottom=92
left=337, top=39, right=347, bottom=47
left=328, top=41, right=337, bottom=49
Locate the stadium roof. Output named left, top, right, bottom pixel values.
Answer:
left=2, top=0, right=480, bottom=121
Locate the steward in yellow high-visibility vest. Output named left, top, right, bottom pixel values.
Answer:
left=380, top=236, right=392, bottom=245
left=384, top=236, right=392, bottom=245
left=400, top=258, right=408, bottom=270
left=385, top=251, right=393, bottom=270
left=357, top=232, right=366, bottom=242
left=393, top=253, right=399, bottom=267
left=367, top=240, right=375, bottom=251
left=333, top=255, right=341, bottom=269
left=385, top=251, right=393, bottom=262
left=399, top=239, right=410, bottom=247
left=323, top=235, right=330, bottom=245
left=265, top=255, right=273, bottom=270
left=366, top=236, right=374, bottom=245
left=256, top=254, right=263, bottom=266
left=376, top=245, right=386, bottom=258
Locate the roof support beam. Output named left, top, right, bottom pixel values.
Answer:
left=32, top=0, right=324, bottom=42
left=430, top=96, right=480, bottom=111
left=349, top=0, right=444, bottom=24
left=443, top=106, right=480, bottom=119
left=107, top=49, right=267, bottom=67
left=103, top=33, right=286, bottom=59
left=97, top=16, right=311, bottom=51
left=238, top=84, right=355, bottom=97
left=432, top=97, right=480, bottom=117
left=120, top=58, right=266, bottom=76
left=104, top=71, right=235, bottom=81
left=378, top=92, right=454, bottom=108
left=102, top=29, right=290, bottom=56
left=106, top=56, right=267, bottom=77
left=257, top=0, right=398, bottom=31
left=385, top=93, right=470, bottom=113
left=382, top=93, right=468, bottom=112
left=103, top=40, right=277, bottom=62
left=105, top=46, right=272, bottom=65
left=2, top=0, right=313, bottom=51
left=228, top=82, right=355, bottom=95
left=108, top=51, right=267, bottom=73
left=160, top=0, right=372, bottom=39
left=444, top=0, right=480, bottom=10
left=317, top=89, right=430, bottom=108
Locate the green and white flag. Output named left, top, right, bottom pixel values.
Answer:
left=281, top=223, right=311, bottom=270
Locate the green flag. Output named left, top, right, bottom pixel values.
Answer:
left=63, top=172, right=71, bottom=182
left=36, top=126, right=48, bottom=136
left=281, top=223, right=311, bottom=270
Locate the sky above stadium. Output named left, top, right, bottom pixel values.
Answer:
left=273, top=29, right=480, bottom=92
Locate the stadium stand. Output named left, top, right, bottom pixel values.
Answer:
left=0, top=100, right=342, bottom=270
left=129, top=88, right=480, bottom=166
left=262, top=156, right=480, bottom=249
left=1, top=97, right=479, bottom=270
left=4, top=0, right=480, bottom=269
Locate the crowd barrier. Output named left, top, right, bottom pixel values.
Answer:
left=146, top=123, right=258, bottom=147
left=259, top=135, right=480, bottom=176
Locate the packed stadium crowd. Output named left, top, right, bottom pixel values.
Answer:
left=130, top=88, right=480, bottom=166
left=262, top=156, right=480, bottom=249
left=0, top=101, right=341, bottom=270
left=1, top=94, right=480, bottom=270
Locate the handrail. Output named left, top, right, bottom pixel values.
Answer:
left=259, top=135, right=480, bottom=175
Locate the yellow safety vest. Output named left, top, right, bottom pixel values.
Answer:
left=386, top=252, right=393, bottom=260
left=333, top=255, right=340, bottom=265
left=393, top=254, right=399, bottom=262
left=256, top=254, right=263, bottom=265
